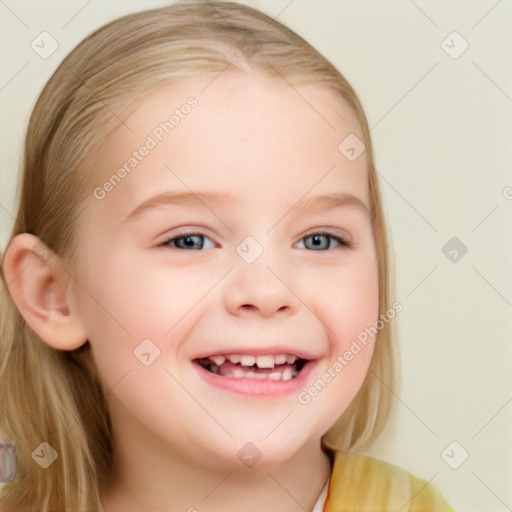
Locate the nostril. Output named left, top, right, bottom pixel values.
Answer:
left=238, top=303, right=290, bottom=315
left=240, top=304, right=258, bottom=311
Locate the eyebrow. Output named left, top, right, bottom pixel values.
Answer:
left=121, top=190, right=372, bottom=224
left=291, top=192, right=372, bottom=218
left=122, top=191, right=233, bottom=224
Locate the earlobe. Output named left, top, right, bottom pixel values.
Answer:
left=2, top=233, right=88, bottom=351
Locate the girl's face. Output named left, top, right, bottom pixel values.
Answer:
left=74, top=72, right=378, bottom=469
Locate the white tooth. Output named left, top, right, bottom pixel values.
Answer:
left=274, top=354, right=287, bottom=365
left=269, top=372, right=282, bottom=381
left=231, top=368, right=245, bottom=378
left=246, top=370, right=259, bottom=379
left=255, top=372, right=268, bottom=380
left=227, top=354, right=241, bottom=364
left=240, top=355, right=256, bottom=367
left=210, top=355, right=226, bottom=366
left=285, top=355, right=297, bottom=364
left=255, top=355, right=274, bottom=369
left=281, top=368, right=293, bottom=381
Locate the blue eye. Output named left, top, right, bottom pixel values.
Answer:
left=158, top=231, right=349, bottom=251
left=159, top=234, right=215, bottom=250
left=297, top=233, right=349, bottom=251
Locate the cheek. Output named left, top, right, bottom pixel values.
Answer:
left=334, top=266, right=379, bottom=347
left=304, top=255, right=379, bottom=406
left=312, top=256, right=380, bottom=349
left=75, top=248, right=217, bottom=382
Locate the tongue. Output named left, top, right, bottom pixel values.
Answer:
left=217, top=361, right=294, bottom=380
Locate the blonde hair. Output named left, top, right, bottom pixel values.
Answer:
left=0, top=1, right=399, bottom=510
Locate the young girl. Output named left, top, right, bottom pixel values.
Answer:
left=0, top=1, right=454, bottom=510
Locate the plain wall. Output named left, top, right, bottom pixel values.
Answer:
left=1, top=1, right=511, bottom=510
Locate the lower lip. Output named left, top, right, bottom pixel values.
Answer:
left=194, top=360, right=317, bottom=397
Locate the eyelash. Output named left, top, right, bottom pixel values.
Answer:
left=157, top=230, right=352, bottom=250
left=299, top=230, right=352, bottom=250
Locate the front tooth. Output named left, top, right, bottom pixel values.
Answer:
left=210, top=355, right=226, bottom=366
left=285, top=355, right=297, bottom=364
left=274, top=354, right=287, bottom=365
left=281, top=368, right=293, bottom=381
left=232, top=368, right=245, bottom=378
left=240, top=355, right=256, bottom=367
left=227, top=354, right=241, bottom=364
left=269, top=372, right=282, bottom=381
left=255, top=355, right=274, bottom=369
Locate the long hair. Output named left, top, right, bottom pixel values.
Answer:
left=0, top=2, right=399, bottom=510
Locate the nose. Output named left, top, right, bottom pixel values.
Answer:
left=223, top=256, right=300, bottom=319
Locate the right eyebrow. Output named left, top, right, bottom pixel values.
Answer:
left=121, top=190, right=234, bottom=224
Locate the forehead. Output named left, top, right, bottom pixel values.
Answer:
left=87, top=71, right=368, bottom=220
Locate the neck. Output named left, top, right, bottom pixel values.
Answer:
left=99, top=430, right=332, bottom=511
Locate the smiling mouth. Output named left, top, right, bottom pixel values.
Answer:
left=195, top=353, right=309, bottom=381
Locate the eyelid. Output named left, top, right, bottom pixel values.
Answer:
left=155, top=228, right=219, bottom=249
left=297, top=227, right=352, bottom=245
left=154, top=226, right=352, bottom=249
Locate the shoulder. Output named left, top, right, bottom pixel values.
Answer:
left=324, top=449, right=455, bottom=511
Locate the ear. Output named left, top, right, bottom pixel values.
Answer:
left=2, top=233, right=87, bottom=350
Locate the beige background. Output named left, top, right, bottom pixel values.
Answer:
left=1, top=1, right=511, bottom=510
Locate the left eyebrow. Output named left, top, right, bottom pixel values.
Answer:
left=291, top=193, right=372, bottom=218
left=267, top=192, right=372, bottom=232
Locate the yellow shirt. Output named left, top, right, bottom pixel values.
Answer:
left=324, top=450, right=454, bottom=511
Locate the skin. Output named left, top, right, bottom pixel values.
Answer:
left=4, top=71, right=379, bottom=511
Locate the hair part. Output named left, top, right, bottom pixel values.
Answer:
left=0, top=1, right=398, bottom=510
